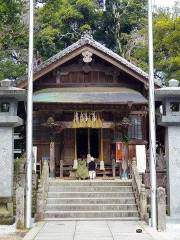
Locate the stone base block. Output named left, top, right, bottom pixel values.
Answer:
left=0, top=197, right=15, bottom=225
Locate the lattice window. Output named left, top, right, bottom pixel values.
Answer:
left=128, top=115, right=142, bottom=140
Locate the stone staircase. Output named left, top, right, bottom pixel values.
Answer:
left=44, top=179, right=139, bottom=220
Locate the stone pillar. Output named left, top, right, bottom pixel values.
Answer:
left=16, top=187, right=25, bottom=229
left=60, top=160, right=63, bottom=178
left=112, top=159, right=116, bottom=177
left=0, top=127, right=14, bottom=197
left=49, top=139, right=55, bottom=177
left=0, top=79, right=25, bottom=225
left=140, top=184, right=148, bottom=221
left=0, top=128, right=16, bottom=225
left=35, top=185, right=44, bottom=221
left=157, top=187, right=166, bottom=232
left=166, top=126, right=180, bottom=217
left=155, top=79, right=180, bottom=220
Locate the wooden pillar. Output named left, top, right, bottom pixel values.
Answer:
left=88, top=128, right=90, bottom=154
left=100, top=128, right=103, bottom=161
left=49, top=136, right=55, bottom=177
left=100, top=128, right=105, bottom=170
left=74, top=128, right=77, bottom=160
left=112, top=159, right=116, bottom=177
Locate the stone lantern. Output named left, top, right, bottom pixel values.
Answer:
left=155, top=79, right=180, bottom=219
left=0, top=79, right=26, bottom=224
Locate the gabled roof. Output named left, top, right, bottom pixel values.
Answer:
left=17, top=32, right=161, bottom=88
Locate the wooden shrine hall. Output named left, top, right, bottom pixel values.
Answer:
left=17, top=32, right=161, bottom=178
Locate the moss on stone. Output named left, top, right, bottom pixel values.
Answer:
left=16, top=219, right=25, bottom=230
left=0, top=197, right=15, bottom=225
left=0, top=215, right=15, bottom=225
left=14, top=155, right=26, bottom=176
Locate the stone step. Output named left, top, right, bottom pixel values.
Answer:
left=44, top=210, right=139, bottom=219
left=47, top=192, right=134, bottom=198
left=46, top=197, right=136, bottom=205
left=49, top=180, right=132, bottom=187
left=44, top=217, right=140, bottom=221
left=45, top=179, right=139, bottom=220
left=46, top=204, right=137, bottom=211
left=48, top=186, right=133, bottom=192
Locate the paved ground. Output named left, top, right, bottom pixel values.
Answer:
left=1, top=219, right=180, bottom=240
left=0, top=223, right=27, bottom=240
left=23, top=221, right=163, bottom=240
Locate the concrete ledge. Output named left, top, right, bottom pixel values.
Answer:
left=0, top=116, right=23, bottom=127
left=23, top=222, right=45, bottom=240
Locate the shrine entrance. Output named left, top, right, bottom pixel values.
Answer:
left=76, top=128, right=99, bottom=159
left=77, top=129, right=88, bottom=158
left=90, top=129, right=99, bottom=158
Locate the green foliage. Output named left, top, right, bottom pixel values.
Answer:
left=122, top=135, right=130, bottom=143
left=0, top=0, right=179, bottom=82
left=35, top=0, right=101, bottom=59
left=97, top=0, right=147, bottom=55
left=130, top=10, right=180, bottom=81
left=0, top=0, right=28, bottom=81
left=35, top=0, right=148, bottom=60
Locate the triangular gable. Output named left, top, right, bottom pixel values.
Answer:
left=17, top=33, right=161, bottom=88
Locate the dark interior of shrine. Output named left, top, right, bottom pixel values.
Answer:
left=77, top=129, right=88, bottom=158
left=90, top=129, right=99, bottom=158
left=76, top=128, right=99, bottom=159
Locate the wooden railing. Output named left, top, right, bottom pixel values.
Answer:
left=35, top=161, right=49, bottom=221
left=131, top=158, right=148, bottom=221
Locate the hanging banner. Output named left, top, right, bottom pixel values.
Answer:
left=116, top=142, right=122, bottom=162
left=136, top=145, right=146, bottom=173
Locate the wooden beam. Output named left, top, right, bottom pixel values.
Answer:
left=51, top=121, right=114, bottom=128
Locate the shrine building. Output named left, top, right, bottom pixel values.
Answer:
left=17, top=33, right=161, bottom=178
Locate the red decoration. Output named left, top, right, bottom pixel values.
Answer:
left=116, top=142, right=122, bottom=162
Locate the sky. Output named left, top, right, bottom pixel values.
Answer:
left=154, top=0, right=177, bottom=7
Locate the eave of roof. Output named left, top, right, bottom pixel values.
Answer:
left=33, top=87, right=148, bottom=104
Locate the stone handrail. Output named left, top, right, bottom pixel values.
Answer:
left=131, top=158, right=148, bottom=221
left=35, top=161, right=49, bottom=221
